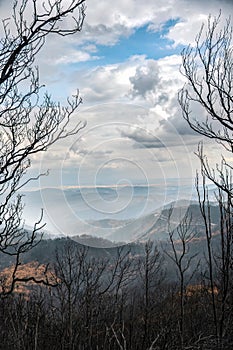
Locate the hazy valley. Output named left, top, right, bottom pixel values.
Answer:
left=20, top=181, right=219, bottom=247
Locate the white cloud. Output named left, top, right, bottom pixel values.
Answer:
left=1, top=0, right=232, bottom=187
left=76, top=57, right=142, bottom=104
left=53, top=50, right=99, bottom=65
left=77, top=0, right=232, bottom=47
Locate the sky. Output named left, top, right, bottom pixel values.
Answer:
left=1, top=0, right=233, bottom=189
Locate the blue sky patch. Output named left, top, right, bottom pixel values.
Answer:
left=96, top=19, right=181, bottom=63
left=76, top=18, right=182, bottom=68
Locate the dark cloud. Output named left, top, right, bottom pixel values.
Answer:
left=70, top=143, right=113, bottom=158
left=121, top=128, right=165, bottom=149
left=82, top=23, right=133, bottom=45
left=159, top=113, right=197, bottom=136
left=129, top=60, right=160, bottom=98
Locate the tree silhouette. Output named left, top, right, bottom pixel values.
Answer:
left=179, top=13, right=233, bottom=347
left=0, top=0, right=86, bottom=296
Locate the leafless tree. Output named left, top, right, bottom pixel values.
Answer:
left=179, top=12, right=233, bottom=205
left=179, top=12, right=233, bottom=347
left=0, top=0, right=86, bottom=296
left=179, top=13, right=233, bottom=152
left=137, top=241, right=163, bottom=349
left=52, top=242, right=135, bottom=349
left=196, top=167, right=233, bottom=344
left=165, top=209, right=199, bottom=349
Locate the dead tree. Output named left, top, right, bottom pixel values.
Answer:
left=179, top=12, right=233, bottom=347
left=0, top=0, right=86, bottom=296
left=165, top=209, right=199, bottom=350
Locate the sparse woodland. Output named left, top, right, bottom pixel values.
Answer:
left=0, top=1, right=233, bottom=349
left=0, top=237, right=233, bottom=350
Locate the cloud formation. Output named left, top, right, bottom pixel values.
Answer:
left=129, top=61, right=160, bottom=98
left=1, top=0, right=231, bottom=187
